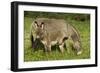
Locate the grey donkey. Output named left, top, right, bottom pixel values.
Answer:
left=30, top=18, right=82, bottom=55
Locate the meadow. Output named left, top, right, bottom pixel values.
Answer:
left=24, top=12, right=90, bottom=62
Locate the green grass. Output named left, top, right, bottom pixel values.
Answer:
left=24, top=17, right=90, bottom=62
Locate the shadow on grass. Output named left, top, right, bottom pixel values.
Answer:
left=32, top=38, right=73, bottom=53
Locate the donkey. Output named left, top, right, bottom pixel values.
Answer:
left=30, top=18, right=82, bottom=55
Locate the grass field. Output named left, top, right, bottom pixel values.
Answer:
left=24, top=16, right=90, bottom=62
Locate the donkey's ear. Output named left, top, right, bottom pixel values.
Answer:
left=34, top=21, right=38, bottom=28
left=40, top=22, right=44, bottom=29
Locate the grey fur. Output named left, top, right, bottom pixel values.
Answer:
left=30, top=18, right=82, bottom=55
